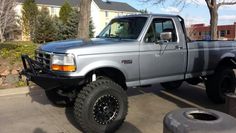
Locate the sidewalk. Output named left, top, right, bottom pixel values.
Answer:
left=0, top=86, right=40, bottom=97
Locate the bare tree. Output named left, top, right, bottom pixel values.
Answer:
left=206, top=0, right=236, bottom=40
left=0, top=0, right=16, bottom=42
left=141, top=0, right=236, bottom=40
left=77, top=0, right=92, bottom=41
left=186, top=25, right=198, bottom=40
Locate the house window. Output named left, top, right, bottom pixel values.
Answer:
left=220, top=30, right=226, bottom=37
left=227, top=30, right=230, bottom=35
left=199, top=32, right=201, bottom=36
left=105, top=11, right=108, bottom=17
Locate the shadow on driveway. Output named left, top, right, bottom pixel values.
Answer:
left=65, top=107, right=142, bottom=133
left=27, top=82, right=225, bottom=133
left=33, top=128, right=47, bottom=133
left=127, top=82, right=224, bottom=112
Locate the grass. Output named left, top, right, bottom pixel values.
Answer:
left=16, top=80, right=27, bottom=87
left=0, top=41, right=38, bottom=64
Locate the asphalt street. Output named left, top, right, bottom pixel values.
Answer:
left=0, top=83, right=224, bottom=133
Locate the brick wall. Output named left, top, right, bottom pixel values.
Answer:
left=188, top=22, right=236, bottom=40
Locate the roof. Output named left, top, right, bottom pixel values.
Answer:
left=94, top=0, right=138, bottom=12
left=16, top=0, right=79, bottom=6
left=116, top=14, right=179, bottom=18
left=16, top=0, right=138, bottom=12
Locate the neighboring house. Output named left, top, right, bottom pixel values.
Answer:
left=91, top=0, right=139, bottom=35
left=15, top=0, right=139, bottom=40
left=188, top=22, right=236, bottom=41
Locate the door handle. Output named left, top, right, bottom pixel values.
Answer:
left=175, top=45, right=183, bottom=50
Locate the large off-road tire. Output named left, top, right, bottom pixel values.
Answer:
left=205, top=67, right=236, bottom=104
left=74, top=79, right=128, bottom=133
left=164, top=108, right=236, bottom=133
left=45, top=88, right=74, bottom=107
left=161, top=80, right=183, bottom=90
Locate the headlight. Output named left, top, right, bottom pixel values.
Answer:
left=51, top=54, right=76, bottom=72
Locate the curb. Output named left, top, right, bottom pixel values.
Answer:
left=0, top=86, right=40, bottom=97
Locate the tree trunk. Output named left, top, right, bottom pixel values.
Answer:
left=78, top=0, right=92, bottom=41
left=0, top=30, right=4, bottom=43
left=209, top=8, right=218, bottom=40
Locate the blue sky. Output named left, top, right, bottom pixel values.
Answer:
left=115, top=0, right=236, bottom=26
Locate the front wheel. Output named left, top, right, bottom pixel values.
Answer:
left=74, top=79, right=128, bottom=133
left=205, top=67, right=236, bottom=104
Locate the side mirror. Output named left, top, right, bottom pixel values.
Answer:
left=160, top=32, right=172, bottom=41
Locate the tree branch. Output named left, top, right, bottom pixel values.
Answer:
left=218, top=1, right=236, bottom=7
left=205, top=0, right=214, bottom=8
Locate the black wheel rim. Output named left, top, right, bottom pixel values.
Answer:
left=93, top=95, right=120, bottom=125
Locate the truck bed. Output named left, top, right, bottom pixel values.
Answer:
left=186, top=40, right=236, bottom=79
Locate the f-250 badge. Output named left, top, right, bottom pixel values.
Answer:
left=121, top=60, right=133, bottom=64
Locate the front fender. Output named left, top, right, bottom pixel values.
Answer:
left=77, top=60, right=128, bottom=78
left=220, top=52, right=235, bottom=60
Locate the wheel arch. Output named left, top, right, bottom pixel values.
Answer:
left=85, top=67, right=128, bottom=90
left=216, top=57, right=236, bottom=70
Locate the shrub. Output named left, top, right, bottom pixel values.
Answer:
left=0, top=41, right=37, bottom=63
left=54, top=10, right=80, bottom=41
left=22, top=0, right=38, bottom=41
left=59, top=0, right=73, bottom=23
left=34, top=7, right=56, bottom=43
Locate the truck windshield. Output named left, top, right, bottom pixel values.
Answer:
left=98, top=17, right=147, bottom=39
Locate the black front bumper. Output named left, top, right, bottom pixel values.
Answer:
left=20, top=55, right=84, bottom=90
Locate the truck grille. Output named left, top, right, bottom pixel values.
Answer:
left=35, top=50, right=51, bottom=69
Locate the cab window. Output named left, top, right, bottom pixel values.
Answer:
left=144, top=18, right=177, bottom=43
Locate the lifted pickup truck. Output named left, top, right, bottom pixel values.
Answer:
left=21, top=14, right=236, bottom=132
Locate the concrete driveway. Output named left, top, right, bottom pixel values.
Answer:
left=0, top=83, right=224, bottom=133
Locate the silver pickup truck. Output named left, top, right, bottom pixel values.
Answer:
left=21, top=14, right=236, bottom=132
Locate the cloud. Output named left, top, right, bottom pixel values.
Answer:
left=183, top=15, right=236, bottom=26
left=219, top=4, right=236, bottom=11
left=160, top=7, right=180, bottom=14
left=185, top=0, right=206, bottom=6
left=184, top=15, right=208, bottom=26
left=189, top=0, right=236, bottom=10
left=219, top=15, right=236, bottom=21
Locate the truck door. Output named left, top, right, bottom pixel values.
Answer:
left=140, top=17, right=187, bottom=85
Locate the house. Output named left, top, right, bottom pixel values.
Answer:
left=187, top=22, right=236, bottom=40
left=15, top=0, right=139, bottom=40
